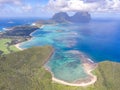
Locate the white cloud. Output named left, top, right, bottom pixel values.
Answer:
left=0, top=0, right=22, bottom=6
left=21, top=4, right=33, bottom=12
left=0, top=0, right=120, bottom=17
left=62, top=0, right=99, bottom=11
left=46, top=0, right=120, bottom=12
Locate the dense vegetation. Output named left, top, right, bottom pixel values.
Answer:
left=1, top=25, right=39, bottom=37
left=0, top=46, right=120, bottom=90
left=0, top=39, right=19, bottom=54
left=0, top=25, right=40, bottom=47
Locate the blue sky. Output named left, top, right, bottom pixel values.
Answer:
left=23, top=0, right=49, bottom=5
left=0, top=0, right=120, bottom=18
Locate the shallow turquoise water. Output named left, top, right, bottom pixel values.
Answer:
left=20, top=19, right=120, bottom=82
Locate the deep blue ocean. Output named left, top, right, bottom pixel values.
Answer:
left=1, top=17, right=120, bottom=83
left=0, top=17, right=42, bottom=32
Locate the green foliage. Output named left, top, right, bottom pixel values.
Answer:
left=93, top=61, right=120, bottom=90
left=0, top=39, right=19, bottom=54
left=0, top=46, right=53, bottom=90
left=0, top=46, right=120, bottom=90
left=3, top=25, right=39, bottom=36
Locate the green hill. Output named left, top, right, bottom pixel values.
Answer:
left=0, top=46, right=120, bottom=90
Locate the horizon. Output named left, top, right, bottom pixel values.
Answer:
left=1, top=12, right=120, bottom=20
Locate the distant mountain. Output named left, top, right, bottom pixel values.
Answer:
left=51, top=11, right=91, bottom=23
left=52, top=12, right=70, bottom=23
left=70, top=12, right=91, bottom=23
left=35, top=11, right=91, bottom=25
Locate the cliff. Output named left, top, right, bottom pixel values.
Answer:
left=52, top=12, right=70, bottom=23
left=70, top=12, right=91, bottom=23
left=35, top=11, right=91, bottom=25
left=51, top=11, right=91, bottom=23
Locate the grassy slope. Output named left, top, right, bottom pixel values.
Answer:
left=0, top=39, right=19, bottom=54
left=0, top=46, right=53, bottom=90
left=0, top=46, right=120, bottom=90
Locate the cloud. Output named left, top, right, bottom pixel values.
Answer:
left=0, top=0, right=52, bottom=17
left=0, top=0, right=22, bottom=6
left=0, top=0, right=120, bottom=17
left=21, top=4, right=33, bottom=12
left=46, top=0, right=120, bottom=12
left=0, top=0, right=35, bottom=17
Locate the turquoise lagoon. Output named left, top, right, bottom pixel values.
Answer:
left=19, top=19, right=120, bottom=83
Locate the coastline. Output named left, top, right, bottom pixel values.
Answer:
left=15, top=43, right=24, bottom=50
left=30, top=25, right=45, bottom=36
left=15, top=25, right=45, bottom=51
left=43, top=47, right=54, bottom=66
left=45, top=50, right=97, bottom=87
left=14, top=24, right=97, bottom=87
left=46, top=63, right=97, bottom=87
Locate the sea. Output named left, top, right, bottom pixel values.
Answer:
left=0, top=17, right=41, bottom=32
left=1, top=16, right=120, bottom=83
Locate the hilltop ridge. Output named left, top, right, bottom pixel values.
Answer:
left=52, top=11, right=91, bottom=23
left=36, top=11, right=91, bottom=24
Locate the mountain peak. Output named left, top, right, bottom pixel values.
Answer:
left=70, top=12, right=91, bottom=23
left=52, top=12, right=70, bottom=23
left=52, top=11, right=91, bottom=23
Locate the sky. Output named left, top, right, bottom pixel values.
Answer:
left=0, top=0, right=120, bottom=18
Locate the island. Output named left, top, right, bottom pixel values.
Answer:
left=0, top=11, right=120, bottom=90
left=35, top=11, right=91, bottom=25
left=52, top=12, right=91, bottom=23
left=0, top=46, right=119, bottom=90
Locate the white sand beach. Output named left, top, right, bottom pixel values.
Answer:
left=51, top=63, right=97, bottom=87
left=15, top=43, right=23, bottom=50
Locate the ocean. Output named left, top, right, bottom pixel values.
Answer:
left=1, top=17, right=120, bottom=83
left=0, top=17, right=41, bottom=32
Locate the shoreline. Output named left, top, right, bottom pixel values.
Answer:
left=30, top=25, right=45, bottom=36
left=14, top=37, right=34, bottom=50
left=45, top=63, right=97, bottom=87
left=15, top=43, right=24, bottom=50
left=43, top=47, right=54, bottom=66
left=15, top=25, right=45, bottom=50
left=14, top=24, right=97, bottom=87
left=45, top=50, right=97, bottom=87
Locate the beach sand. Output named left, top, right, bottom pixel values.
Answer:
left=45, top=50, right=98, bottom=87
left=15, top=43, right=24, bottom=50
left=51, top=63, right=97, bottom=87
left=15, top=25, right=45, bottom=51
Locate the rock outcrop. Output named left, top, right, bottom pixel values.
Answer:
left=51, top=11, right=91, bottom=23
left=70, top=12, right=91, bottom=23
left=52, top=12, right=70, bottom=23
left=36, top=11, right=91, bottom=25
